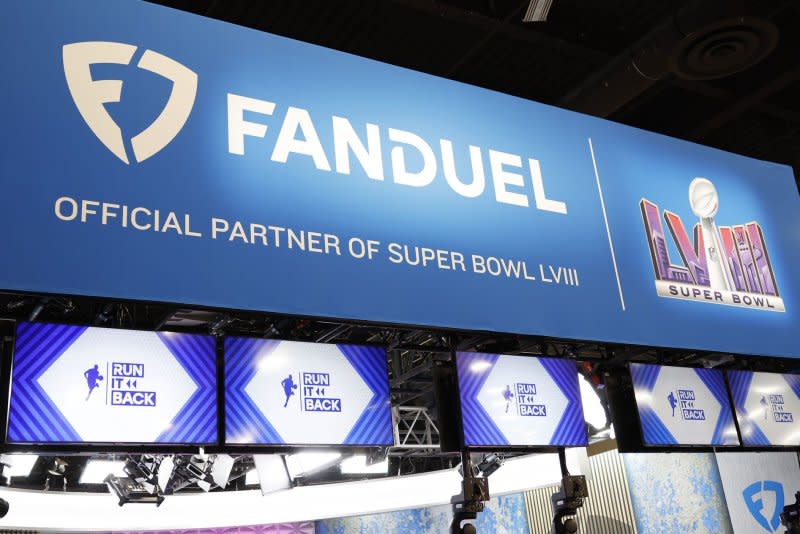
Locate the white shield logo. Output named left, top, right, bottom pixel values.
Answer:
left=63, top=41, right=197, bottom=164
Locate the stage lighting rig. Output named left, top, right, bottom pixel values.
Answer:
left=123, top=455, right=161, bottom=495
left=105, top=474, right=165, bottom=507
left=475, top=454, right=502, bottom=478
left=164, top=454, right=216, bottom=493
left=104, top=455, right=167, bottom=506
left=0, top=460, right=8, bottom=518
left=551, top=450, right=588, bottom=534
left=209, top=315, right=234, bottom=337
left=93, top=303, right=115, bottom=325
left=451, top=451, right=491, bottom=534
left=552, top=475, right=588, bottom=533
left=0, top=459, right=8, bottom=486
left=366, top=447, right=389, bottom=467
left=44, top=458, right=68, bottom=491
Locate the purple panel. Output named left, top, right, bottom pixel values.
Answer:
left=746, top=222, right=779, bottom=296
left=719, top=226, right=747, bottom=292
left=639, top=200, right=696, bottom=284
left=734, top=225, right=761, bottom=293
left=664, top=210, right=709, bottom=285
left=640, top=199, right=671, bottom=280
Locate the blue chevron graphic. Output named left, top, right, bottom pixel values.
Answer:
left=728, top=370, right=798, bottom=446
left=728, top=370, right=760, bottom=445
left=456, top=352, right=506, bottom=446
left=457, top=353, right=586, bottom=447
left=338, top=344, right=393, bottom=446
left=631, top=363, right=737, bottom=446
left=694, top=368, right=738, bottom=446
left=224, top=338, right=392, bottom=446
left=630, top=363, right=679, bottom=446
left=540, top=358, right=587, bottom=446
left=224, top=337, right=284, bottom=444
left=7, top=322, right=86, bottom=442
left=785, top=374, right=800, bottom=399
left=8, top=322, right=216, bottom=444
left=155, top=332, right=217, bottom=444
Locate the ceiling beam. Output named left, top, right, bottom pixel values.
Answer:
left=669, top=78, right=800, bottom=126
left=689, top=66, right=800, bottom=139
left=387, top=0, right=608, bottom=73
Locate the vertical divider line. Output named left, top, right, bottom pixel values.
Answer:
left=588, top=137, right=626, bottom=311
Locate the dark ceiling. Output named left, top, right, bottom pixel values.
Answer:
left=149, top=0, right=800, bottom=188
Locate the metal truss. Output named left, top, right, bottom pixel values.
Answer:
left=389, top=406, right=441, bottom=457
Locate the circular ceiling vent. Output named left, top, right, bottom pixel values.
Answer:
left=671, top=17, right=779, bottom=80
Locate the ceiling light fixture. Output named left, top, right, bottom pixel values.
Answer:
left=79, top=460, right=126, bottom=485
left=285, top=452, right=342, bottom=480
left=579, top=374, right=609, bottom=430
left=0, top=455, right=38, bottom=482
left=340, top=455, right=389, bottom=475
left=523, top=0, right=554, bottom=22
left=253, top=455, right=292, bottom=495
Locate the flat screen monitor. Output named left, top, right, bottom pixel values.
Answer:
left=455, top=352, right=587, bottom=448
left=727, top=370, right=800, bottom=447
left=225, top=337, right=393, bottom=446
left=6, top=322, right=217, bottom=444
left=630, top=363, right=739, bottom=447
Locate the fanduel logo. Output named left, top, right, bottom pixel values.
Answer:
left=62, top=42, right=569, bottom=212
left=63, top=41, right=197, bottom=164
left=743, top=480, right=784, bottom=532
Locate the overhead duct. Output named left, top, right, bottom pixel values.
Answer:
left=560, top=0, right=778, bottom=117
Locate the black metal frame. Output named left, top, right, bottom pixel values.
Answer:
left=0, top=292, right=797, bottom=456
left=447, top=352, right=593, bottom=455
left=607, top=364, right=800, bottom=454
left=0, top=317, right=394, bottom=456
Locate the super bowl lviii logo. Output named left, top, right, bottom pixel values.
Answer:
left=640, top=178, right=784, bottom=312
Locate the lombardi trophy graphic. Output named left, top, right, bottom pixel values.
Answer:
left=689, top=178, right=733, bottom=291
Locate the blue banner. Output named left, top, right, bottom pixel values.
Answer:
left=225, top=338, right=393, bottom=446
left=1, top=0, right=799, bottom=357
left=6, top=322, right=217, bottom=444
left=728, top=370, right=800, bottom=447
left=630, top=363, right=738, bottom=446
left=455, top=352, right=586, bottom=447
